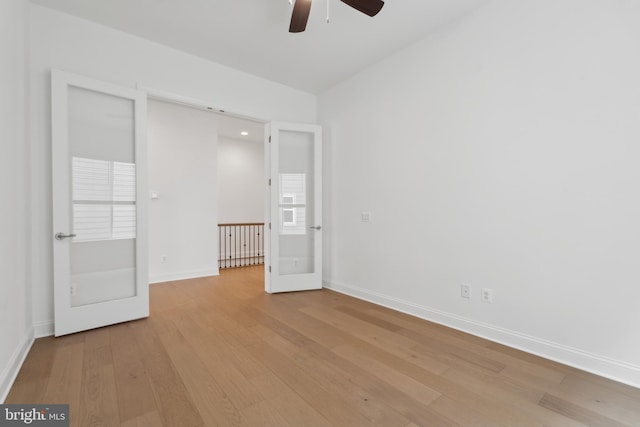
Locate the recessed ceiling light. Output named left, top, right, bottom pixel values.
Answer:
left=241, top=131, right=249, bottom=136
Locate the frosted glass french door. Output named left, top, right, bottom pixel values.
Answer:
left=266, top=122, right=322, bottom=293
left=51, top=70, right=148, bottom=336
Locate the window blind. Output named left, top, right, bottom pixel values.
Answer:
left=279, top=173, right=306, bottom=235
left=72, top=157, right=136, bottom=242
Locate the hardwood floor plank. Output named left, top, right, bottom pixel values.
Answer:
left=254, top=312, right=456, bottom=426
left=301, top=304, right=450, bottom=374
left=545, top=374, right=640, bottom=426
left=328, top=328, right=558, bottom=427
left=301, top=340, right=467, bottom=426
left=109, top=322, right=159, bottom=424
left=360, top=306, right=546, bottom=379
left=245, top=340, right=375, bottom=426
left=249, top=323, right=308, bottom=358
left=120, top=411, right=164, bottom=427
left=539, top=393, right=629, bottom=427
left=4, top=337, right=57, bottom=403
left=187, top=307, right=269, bottom=380
left=429, top=395, right=507, bottom=427
left=78, top=364, right=121, bottom=427
left=497, top=363, right=566, bottom=392
left=239, top=400, right=291, bottom=427
left=76, top=327, right=120, bottom=426
left=258, top=298, right=353, bottom=349
left=199, top=306, right=263, bottom=347
left=335, top=305, right=404, bottom=332
left=129, top=319, right=204, bottom=427
left=333, top=344, right=441, bottom=406
left=249, top=372, right=331, bottom=427
left=149, top=282, right=195, bottom=314
left=42, top=340, right=85, bottom=427
left=301, top=356, right=413, bottom=426
left=249, top=310, right=317, bottom=348
left=410, top=337, right=507, bottom=375
left=560, top=371, right=640, bottom=402
left=330, top=344, right=462, bottom=426
left=442, top=367, right=588, bottom=427
left=487, top=341, right=576, bottom=375
left=363, top=306, right=569, bottom=386
left=250, top=323, right=412, bottom=426
left=155, top=317, right=242, bottom=426
left=358, top=307, right=506, bottom=378
left=362, top=304, right=492, bottom=348
left=170, top=313, right=265, bottom=410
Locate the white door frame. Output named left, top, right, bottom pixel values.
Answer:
left=137, top=85, right=321, bottom=294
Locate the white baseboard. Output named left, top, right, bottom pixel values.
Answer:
left=323, top=279, right=640, bottom=389
left=0, top=327, right=35, bottom=403
left=33, top=320, right=54, bottom=338
left=149, top=268, right=219, bottom=284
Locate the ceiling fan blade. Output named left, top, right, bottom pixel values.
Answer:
left=339, top=0, right=384, bottom=17
left=289, top=0, right=312, bottom=33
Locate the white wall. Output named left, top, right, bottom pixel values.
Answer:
left=0, top=0, right=33, bottom=402
left=319, top=0, right=640, bottom=387
left=148, top=100, right=219, bottom=283
left=29, top=5, right=316, bottom=335
left=218, top=136, right=265, bottom=224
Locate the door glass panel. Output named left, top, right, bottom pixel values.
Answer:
left=68, top=86, right=137, bottom=307
left=278, top=130, right=315, bottom=275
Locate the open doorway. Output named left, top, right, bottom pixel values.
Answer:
left=147, top=98, right=266, bottom=284
left=216, top=114, right=266, bottom=269
left=146, top=93, right=322, bottom=294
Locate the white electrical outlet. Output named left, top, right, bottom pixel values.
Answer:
left=461, top=284, right=470, bottom=299
left=70, top=283, right=77, bottom=297
left=481, top=288, right=494, bottom=304
left=361, top=212, right=372, bottom=222
left=160, top=254, right=168, bottom=263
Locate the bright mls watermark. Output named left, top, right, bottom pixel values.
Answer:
left=0, top=405, right=69, bottom=426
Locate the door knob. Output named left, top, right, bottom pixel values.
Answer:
left=55, top=232, right=77, bottom=240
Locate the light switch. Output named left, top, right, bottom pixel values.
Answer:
left=150, top=191, right=160, bottom=200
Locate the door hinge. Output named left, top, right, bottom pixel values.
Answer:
left=269, top=266, right=272, bottom=273
left=268, top=178, right=271, bottom=186
left=269, top=135, right=271, bottom=143
left=269, top=222, right=271, bottom=230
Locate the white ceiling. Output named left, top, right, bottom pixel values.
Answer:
left=216, top=113, right=265, bottom=144
left=30, top=0, right=488, bottom=94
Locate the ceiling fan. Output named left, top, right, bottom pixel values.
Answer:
left=289, top=0, right=385, bottom=33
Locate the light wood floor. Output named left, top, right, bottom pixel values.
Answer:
left=7, top=266, right=640, bottom=426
